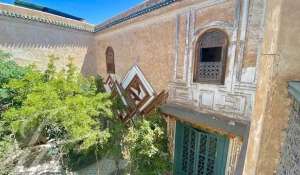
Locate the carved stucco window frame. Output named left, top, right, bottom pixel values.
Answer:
left=192, top=28, right=229, bottom=85
left=189, top=22, right=234, bottom=89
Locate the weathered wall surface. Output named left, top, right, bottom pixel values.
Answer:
left=73, top=159, right=127, bottom=175
left=0, top=4, right=95, bottom=71
left=168, top=0, right=264, bottom=122
left=244, top=0, right=300, bottom=174
left=91, top=1, right=266, bottom=174
left=242, top=0, right=265, bottom=69
left=93, top=18, right=175, bottom=92
left=4, top=0, right=297, bottom=174
left=92, top=0, right=265, bottom=122
left=277, top=99, right=300, bottom=175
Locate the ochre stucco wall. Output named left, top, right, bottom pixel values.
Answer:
left=194, top=0, right=235, bottom=27
left=244, top=0, right=300, bottom=174
left=4, top=0, right=296, bottom=174
left=91, top=0, right=248, bottom=93
left=93, top=18, right=176, bottom=92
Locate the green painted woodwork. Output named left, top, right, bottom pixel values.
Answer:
left=289, top=81, right=300, bottom=103
left=174, top=122, right=229, bottom=175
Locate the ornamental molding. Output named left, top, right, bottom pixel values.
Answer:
left=95, top=0, right=178, bottom=32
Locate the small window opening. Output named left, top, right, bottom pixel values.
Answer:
left=193, top=30, right=228, bottom=84
left=200, top=47, right=223, bottom=62
left=106, top=47, right=115, bottom=74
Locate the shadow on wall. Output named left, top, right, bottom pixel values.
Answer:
left=0, top=18, right=93, bottom=47
left=81, top=44, right=98, bottom=76
left=0, top=17, right=96, bottom=71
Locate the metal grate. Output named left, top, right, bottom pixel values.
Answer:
left=174, top=123, right=229, bottom=175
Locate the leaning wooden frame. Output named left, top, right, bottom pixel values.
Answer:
left=104, top=65, right=168, bottom=123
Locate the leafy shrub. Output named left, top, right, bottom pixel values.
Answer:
left=0, top=50, right=29, bottom=111
left=0, top=51, right=171, bottom=174
left=3, top=56, right=113, bottom=150
left=123, top=112, right=171, bottom=175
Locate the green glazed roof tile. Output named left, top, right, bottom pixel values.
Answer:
left=0, top=10, right=94, bottom=32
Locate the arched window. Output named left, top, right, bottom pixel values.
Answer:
left=193, top=30, right=228, bottom=84
left=106, top=47, right=115, bottom=74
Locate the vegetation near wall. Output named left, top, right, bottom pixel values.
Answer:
left=0, top=50, right=171, bottom=175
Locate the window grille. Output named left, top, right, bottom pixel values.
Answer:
left=174, top=122, right=229, bottom=175
left=194, top=30, right=228, bottom=84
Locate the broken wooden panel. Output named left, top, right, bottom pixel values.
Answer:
left=104, top=74, right=115, bottom=92
left=125, top=75, right=151, bottom=110
left=104, top=65, right=168, bottom=122
left=142, top=90, right=169, bottom=115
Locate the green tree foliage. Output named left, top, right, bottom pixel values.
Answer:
left=124, top=112, right=171, bottom=175
left=0, top=51, right=171, bottom=174
left=0, top=50, right=29, bottom=111
left=3, top=56, right=113, bottom=151
left=0, top=51, right=29, bottom=162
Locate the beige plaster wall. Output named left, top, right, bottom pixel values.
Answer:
left=194, top=0, right=235, bottom=28
left=91, top=0, right=248, bottom=93
left=92, top=15, right=176, bottom=93
left=0, top=16, right=94, bottom=71
left=2, top=1, right=290, bottom=173
left=0, top=4, right=95, bottom=71
left=243, top=0, right=300, bottom=174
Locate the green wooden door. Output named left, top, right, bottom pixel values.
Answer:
left=174, top=122, right=229, bottom=175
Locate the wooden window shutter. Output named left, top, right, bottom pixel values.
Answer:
left=174, top=122, right=229, bottom=175
left=194, top=30, right=228, bottom=84
left=106, top=47, right=115, bottom=74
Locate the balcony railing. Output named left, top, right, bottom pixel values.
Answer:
left=195, top=62, right=223, bottom=83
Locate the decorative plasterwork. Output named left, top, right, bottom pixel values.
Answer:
left=226, top=137, right=243, bottom=175
left=169, top=0, right=256, bottom=121
left=194, top=21, right=234, bottom=36
left=189, top=20, right=235, bottom=91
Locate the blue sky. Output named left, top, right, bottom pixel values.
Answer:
left=0, top=0, right=144, bottom=24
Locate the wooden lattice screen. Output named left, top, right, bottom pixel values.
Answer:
left=194, top=30, right=228, bottom=84
left=174, top=122, right=229, bottom=175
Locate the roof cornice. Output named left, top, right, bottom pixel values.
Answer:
left=0, top=3, right=94, bottom=32
left=95, top=0, right=178, bottom=33
left=1, top=0, right=180, bottom=33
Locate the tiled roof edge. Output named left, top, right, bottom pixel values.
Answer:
left=0, top=0, right=180, bottom=33
left=288, top=81, right=300, bottom=103
left=95, top=0, right=178, bottom=33
left=0, top=9, right=95, bottom=32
